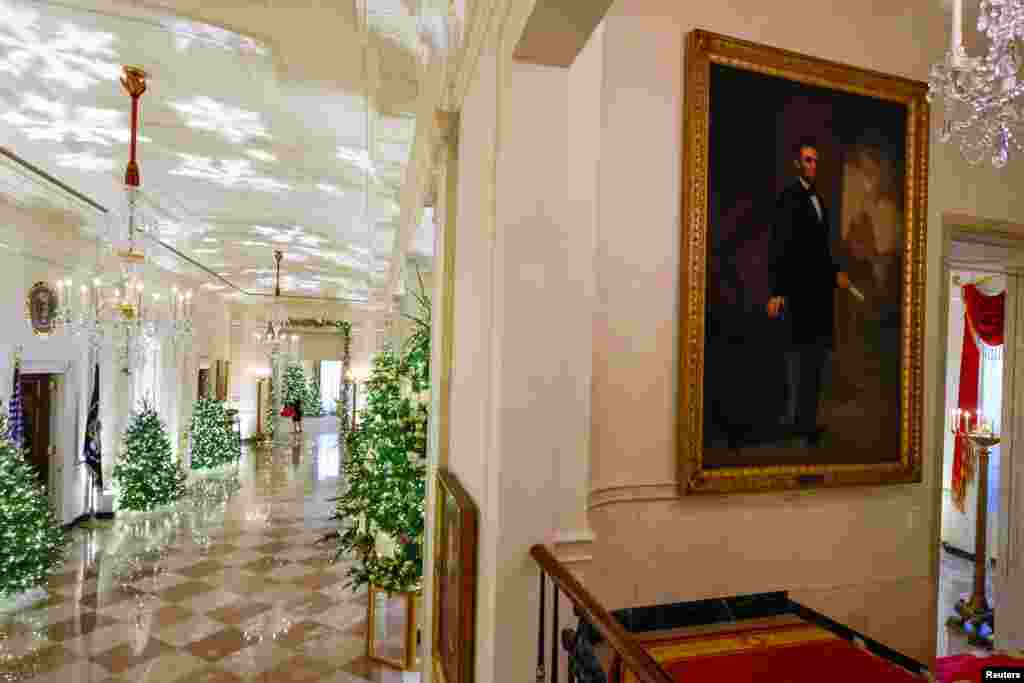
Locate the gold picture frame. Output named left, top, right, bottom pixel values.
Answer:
left=678, top=30, right=928, bottom=494
left=26, top=281, right=59, bottom=338
left=432, top=468, right=478, bottom=683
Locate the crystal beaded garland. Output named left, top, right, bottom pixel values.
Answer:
left=928, top=0, right=1024, bottom=167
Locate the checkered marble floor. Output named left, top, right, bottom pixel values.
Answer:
left=0, top=418, right=419, bottom=683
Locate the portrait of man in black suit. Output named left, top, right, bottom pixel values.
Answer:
left=767, top=139, right=850, bottom=446
left=701, top=62, right=906, bottom=466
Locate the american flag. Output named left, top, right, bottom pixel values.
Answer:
left=8, top=358, right=23, bottom=449
left=83, top=362, right=102, bottom=489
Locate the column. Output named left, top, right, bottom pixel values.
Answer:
left=997, top=273, right=1024, bottom=649
left=439, top=46, right=596, bottom=683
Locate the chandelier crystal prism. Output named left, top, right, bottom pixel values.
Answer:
left=256, top=250, right=290, bottom=347
left=54, top=66, right=195, bottom=368
left=928, top=0, right=1024, bottom=167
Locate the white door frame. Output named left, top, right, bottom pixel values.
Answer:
left=937, top=217, right=1024, bottom=650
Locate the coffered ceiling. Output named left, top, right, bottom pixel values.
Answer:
left=0, top=0, right=446, bottom=304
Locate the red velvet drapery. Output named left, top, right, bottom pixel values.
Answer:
left=952, top=284, right=1005, bottom=512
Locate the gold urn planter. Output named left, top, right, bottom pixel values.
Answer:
left=366, top=584, right=422, bottom=671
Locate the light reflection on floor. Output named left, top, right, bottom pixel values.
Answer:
left=0, top=416, right=420, bottom=682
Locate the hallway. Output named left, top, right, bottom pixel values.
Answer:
left=0, top=417, right=410, bottom=683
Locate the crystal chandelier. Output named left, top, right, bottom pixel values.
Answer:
left=52, top=66, right=194, bottom=369
left=255, top=250, right=290, bottom=347
left=928, top=0, right=1024, bottom=167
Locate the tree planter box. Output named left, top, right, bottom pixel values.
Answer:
left=367, top=584, right=422, bottom=671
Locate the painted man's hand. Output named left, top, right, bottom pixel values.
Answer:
left=767, top=296, right=785, bottom=318
left=837, top=272, right=850, bottom=289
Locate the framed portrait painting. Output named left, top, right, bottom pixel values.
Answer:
left=678, top=30, right=928, bottom=494
left=26, top=281, right=59, bottom=338
left=432, top=468, right=478, bottom=683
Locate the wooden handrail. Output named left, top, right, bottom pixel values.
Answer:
left=529, top=545, right=675, bottom=683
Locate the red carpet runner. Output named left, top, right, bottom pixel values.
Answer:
left=623, top=623, right=923, bottom=683
left=934, top=654, right=1024, bottom=683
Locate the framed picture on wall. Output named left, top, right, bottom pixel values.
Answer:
left=25, top=281, right=59, bottom=338
left=678, top=30, right=929, bottom=494
left=432, top=468, right=478, bottom=683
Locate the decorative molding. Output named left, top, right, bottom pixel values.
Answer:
left=552, top=529, right=596, bottom=565
left=21, top=359, right=71, bottom=375
left=587, top=482, right=679, bottom=510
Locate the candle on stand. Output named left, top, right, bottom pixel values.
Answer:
left=80, top=284, right=88, bottom=311
left=171, top=286, right=178, bottom=320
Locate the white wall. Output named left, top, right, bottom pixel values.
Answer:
left=583, top=0, right=1024, bottom=666
left=0, top=246, right=90, bottom=525
left=0, top=201, right=232, bottom=519
left=445, top=12, right=604, bottom=681
left=228, top=302, right=384, bottom=439
left=442, top=0, right=1024, bottom=676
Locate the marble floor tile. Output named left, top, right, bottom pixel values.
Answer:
left=1, top=418, right=413, bottom=683
left=118, top=652, right=208, bottom=683
left=155, top=615, right=231, bottom=648
left=185, top=627, right=258, bottom=663
left=173, top=590, right=241, bottom=616
left=91, top=638, right=176, bottom=675
left=26, top=658, right=111, bottom=683
left=214, top=639, right=293, bottom=678
left=937, top=547, right=998, bottom=658
left=174, top=667, right=244, bottom=683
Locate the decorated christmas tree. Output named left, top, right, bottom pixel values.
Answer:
left=189, top=397, right=241, bottom=469
left=0, top=410, right=67, bottom=598
left=114, top=399, right=187, bottom=512
left=282, top=362, right=307, bottom=411
left=333, top=280, right=429, bottom=593
left=305, top=375, right=324, bottom=417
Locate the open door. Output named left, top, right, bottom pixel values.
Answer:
left=19, top=374, right=52, bottom=490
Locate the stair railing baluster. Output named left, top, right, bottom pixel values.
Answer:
left=537, top=569, right=547, bottom=683
left=551, top=584, right=559, bottom=683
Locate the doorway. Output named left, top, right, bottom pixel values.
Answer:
left=198, top=368, right=211, bottom=399
left=19, top=373, right=53, bottom=490
left=937, top=269, right=1004, bottom=655
left=937, top=226, right=1024, bottom=656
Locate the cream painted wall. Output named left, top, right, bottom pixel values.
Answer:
left=0, top=199, right=233, bottom=518
left=0, top=246, right=91, bottom=525
left=585, top=0, right=1024, bottom=665
left=446, top=22, right=601, bottom=682
left=227, top=302, right=385, bottom=439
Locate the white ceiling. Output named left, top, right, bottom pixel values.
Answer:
left=0, top=0, right=444, bottom=304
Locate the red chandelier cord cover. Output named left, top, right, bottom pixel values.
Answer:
left=952, top=283, right=1005, bottom=512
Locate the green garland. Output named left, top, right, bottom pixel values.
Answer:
left=339, top=322, right=352, bottom=438
left=189, top=397, right=241, bottom=469
left=114, top=399, right=187, bottom=512
left=0, top=412, right=67, bottom=598
left=334, top=280, right=429, bottom=593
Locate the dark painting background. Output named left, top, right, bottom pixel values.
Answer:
left=703, top=62, right=906, bottom=467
